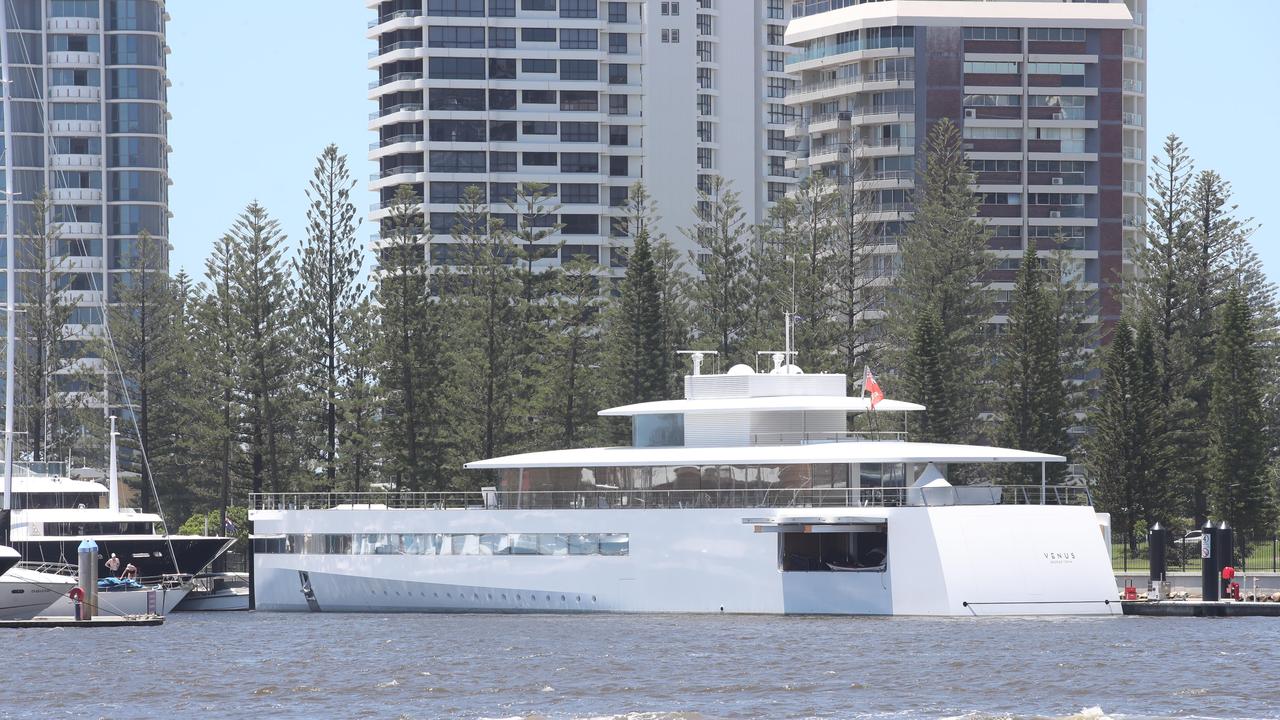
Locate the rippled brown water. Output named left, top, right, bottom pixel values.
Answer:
left=3, top=613, right=1279, bottom=719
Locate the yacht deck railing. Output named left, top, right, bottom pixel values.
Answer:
left=252, top=485, right=1091, bottom=512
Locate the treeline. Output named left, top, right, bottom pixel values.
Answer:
left=21, top=124, right=1276, bottom=538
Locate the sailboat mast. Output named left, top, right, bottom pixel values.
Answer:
left=1, top=11, right=17, bottom=512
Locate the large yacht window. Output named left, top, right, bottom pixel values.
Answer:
left=253, top=532, right=629, bottom=557
left=633, top=413, right=684, bottom=447
left=779, top=529, right=887, bottom=572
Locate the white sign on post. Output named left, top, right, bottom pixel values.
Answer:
left=1201, top=534, right=1212, bottom=560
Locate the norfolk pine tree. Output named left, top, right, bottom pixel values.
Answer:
left=683, top=175, right=749, bottom=361
left=996, top=240, right=1070, bottom=483
left=226, top=202, right=295, bottom=495
left=104, top=230, right=183, bottom=513
left=338, top=297, right=381, bottom=491
left=14, top=191, right=83, bottom=462
left=542, top=255, right=605, bottom=448
left=448, top=185, right=524, bottom=486
left=194, top=234, right=242, bottom=533
left=1207, top=288, right=1274, bottom=543
left=763, top=173, right=839, bottom=370
left=293, top=144, right=363, bottom=489
left=375, top=185, right=446, bottom=490
left=891, top=119, right=993, bottom=443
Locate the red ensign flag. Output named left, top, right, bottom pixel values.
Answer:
left=864, top=367, right=884, bottom=409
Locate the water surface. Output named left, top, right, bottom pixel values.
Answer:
left=3, top=612, right=1278, bottom=719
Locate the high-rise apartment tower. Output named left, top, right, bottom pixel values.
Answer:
left=0, top=0, right=171, bottom=423
left=366, top=0, right=795, bottom=273
left=784, top=0, right=1146, bottom=326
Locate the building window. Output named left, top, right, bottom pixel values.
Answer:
left=490, top=152, right=517, bottom=172
left=767, top=24, right=783, bottom=45
left=697, top=14, right=711, bottom=35
left=489, top=0, right=516, bottom=16
left=609, top=186, right=629, bottom=207
left=697, top=94, right=712, bottom=116
left=661, top=1, right=670, bottom=14
left=560, top=90, right=598, bottom=111
left=522, top=27, right=556, bottom=43
left=561, top=215, right=599, bottom=235
left=560, top=122, right=598, bottom=142
left=560, top=184, right=599, bottom=204
left=522, top=120, right=558, bottom=136
left=767, top=77, right=787, bottom=98
left=560, top=28, right=598, bottom=49
left=661, top=29, right=669, bottom=43
left=560, top=0, right=597, bottom=18
left=428, top=57, right=485, bottom=80
left=562, top=153, right=600, bottom=173
left=523, top=152, right=558, bottom=167
left=488, top=27, right=516, bottom=48
left=429, top=88, right=486, bottom=111
left=489, top=58, right=517, bottom=79
left=962, top=126, right=1022, bottom=140
left=671, top=29, right=680, bottom=43
left=560, top=59, right=598, bottom=80
left=522, top=89, right=557, bottom=105
left=522, top=58, right=556, bottom=74
left=963, top=61, right=1019, bottom=74
left=430, top=120, right=487, bottom=142
left=429, top=151, right=487, bottom=173
left=489, top=89, right=517, bottom=110
left=609, top=95, right=628, bottom=115
left=427, top=0, right=484, bottom=17
left=697, top=147, right=712, bottom=169
left=609, top=126, right=628, bottom=146
left=608, top=2, right=627, bottom=23
left=609, top=33, right=628, bottom=53
left=963, top=27, right=1020, bottom=41
left=428, top=26, right=485, bottom=48
left=1027, top=62, right=1086, bottom=76
left=609, top=156, right=628, bottom=177
left=1028, top=28, right=1086, bottom=43
left=522, top=0, right=555, bottom=9
left=608, top=63, right=628, bottom=84
left=767, top=50, right=785, bottom=72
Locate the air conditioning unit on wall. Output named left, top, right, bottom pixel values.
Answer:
left=1051, top=177, right=1064, bottom=185
left=1049, top=210, right=1062, bottom=218
left=964, top=108, right=976, bottom=119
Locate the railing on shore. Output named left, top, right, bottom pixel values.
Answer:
left=251, top=485, right=1092, bottom=512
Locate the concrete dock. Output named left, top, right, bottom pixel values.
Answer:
left=1121, top=600, right=1280, bottom=617
left=0, top=615, right=165, bottom=629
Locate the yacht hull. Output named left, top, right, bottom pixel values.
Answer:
left=11, top=536, right=233, bottom=579
left=251, top=504, right=1119, bottom=616
left=0, top=568, right=76, bottom=620
left=42, top=583, right=189, bottom=617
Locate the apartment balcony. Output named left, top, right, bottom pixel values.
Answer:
left=1122, top=180, right=1144, bottom=195
left=784, top=71, right=915, bottom=106
left=49, top=119, right=101, bottom=135
left=367, top=9, right=422, bottom=30
left=51, top=187, right=103, bottom=203
left=54, top=255, right=104, bottom=272
left=369, top=41, right=424, bottom=61
left=61, top=289, right=105, bottom=306
left=50, top=85, right=101, bottom=100
left=787, top=106, right=915, bottom=137
left=51, top=154, right=101, bottom=168
left=368, top=71, right=423, bottom=91
left=48, top=17, right=100, bottom=32
left=48, top=51, right=100, bottom=66
left=58, top=222, right=104, bottom=237
left=1122, top=147, right=1144, bottom=161
left=369, top=103, right=424, bottom=121
left=368, top=134, right=425, bottom=151
left=1122, top=78, right=1144, bottom=94
left=1122, top=44, right=1144, bottom=60
left=1122, top=214, right=1145, bottom=228
left=1122, top=112, right=1144, bottom=127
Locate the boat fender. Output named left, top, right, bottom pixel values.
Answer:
left=68, top=586, right=85, bottom=601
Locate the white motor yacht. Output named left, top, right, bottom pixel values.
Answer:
left=250, top=357, right=1117, bottom=616
left=0, top=548, right=77, bottom=620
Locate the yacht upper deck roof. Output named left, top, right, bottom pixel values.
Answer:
left=465, top=441, right=1065, bottom=470
left=6, top=475, right=105, bottom=494
left=600, top=396, right=925, bottom=416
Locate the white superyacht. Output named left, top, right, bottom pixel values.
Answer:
left=251, top=352, right=1117, bottom=616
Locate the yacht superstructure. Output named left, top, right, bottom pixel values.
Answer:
left=250, top=361, right=1117, bottom=616
left=3, top=464, right=233, bottom=579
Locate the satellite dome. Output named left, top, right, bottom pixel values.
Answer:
left=726, top=364, right=755, bottom=375
left=769, top=363, right=804, bottom=375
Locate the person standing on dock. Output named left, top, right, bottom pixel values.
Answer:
left=105, top=553, right=121, bottom=577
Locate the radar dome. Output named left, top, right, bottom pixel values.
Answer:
left=769, top=363, right=804, bottom=375
left=726, top=364, right=755, bottom=375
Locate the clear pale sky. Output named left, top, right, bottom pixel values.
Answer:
left=167, top=0, right=1280, bottom=283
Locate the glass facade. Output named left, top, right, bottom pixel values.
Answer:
left=254, top=532, right=631, bottom=556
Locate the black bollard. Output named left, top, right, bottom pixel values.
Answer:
left=1201, top=519, right=1219, bottom=601
left=1149, top=522, right=1167, bottom=585
left=1217, top=521, right=1234, bottom=599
